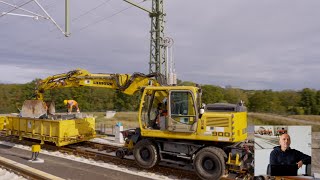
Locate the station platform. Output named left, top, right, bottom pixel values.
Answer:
left=0, top=141, right=153, bottom=180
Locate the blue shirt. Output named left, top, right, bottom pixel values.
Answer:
left=270, top=146, right=311, bottom=165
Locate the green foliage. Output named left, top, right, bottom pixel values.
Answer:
left=223, top=87, right=248, bottom=104
left=277, top=90, right=301, bottom=114
left=0, top=84, right=27, bottom=113
left=201, top=85, right=224, bottom=104
left=1, top=79, right=320, bottom=116
left=300, top=88, right=317, bottom=115
left=178, top=81, right=196, bottom=86
left=113, top=91, right=140, bottom=111
left=248, top=90, right=286, bottom=114
left=47, top=87, right=118, bottom=112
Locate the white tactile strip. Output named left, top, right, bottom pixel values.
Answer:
left=0, top=141, right=187, bottom=180
left=0, top=167, right=26, bottom=180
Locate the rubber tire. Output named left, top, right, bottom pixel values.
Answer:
left=254, top=176, right=266, bottom=180
left=133, top=139, right=159, bottom=169
left=194, top=147, right=225, bottom=180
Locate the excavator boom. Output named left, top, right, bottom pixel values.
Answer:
left=36, top=68, right=166, bottom=100
left=21, top=68, right=166, bottom=118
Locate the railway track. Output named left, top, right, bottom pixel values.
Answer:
left=254, top=142, right=264, bottom=149
left=0, top=131, right=200, bottom=180
left=254, top=135, right=279, bottom=149
left=254, top=139, right=277, bottom=149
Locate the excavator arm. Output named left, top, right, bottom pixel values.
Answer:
left=20, top=68, right=165, bottom=118
left=36, top=68, right=166, bottom=100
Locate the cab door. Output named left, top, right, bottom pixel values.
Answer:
left=167, top=90, right=198, bottom=132
left=140, top=89, right=168, bottom=130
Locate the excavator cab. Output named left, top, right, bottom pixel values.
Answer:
left=139, top=86, right=199, bottom=133
left=167, top=90, right=197, bottom=132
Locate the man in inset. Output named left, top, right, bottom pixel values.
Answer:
left=269, top=133, right=311, bottom=175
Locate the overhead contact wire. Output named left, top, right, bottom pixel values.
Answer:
left=0, top=0, right=34, bottom=18
left=47, top=0, right=112, bottom=34
left=74, top=0, right=145, bottom=34
left=71, top=0, right=112, bottom=22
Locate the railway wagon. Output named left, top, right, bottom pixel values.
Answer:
left=0, top=116, right=6, bottom=130
left=5, top=116, right=96, bottom=146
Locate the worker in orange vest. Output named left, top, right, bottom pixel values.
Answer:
left=64, top=100, right=80, bottom=114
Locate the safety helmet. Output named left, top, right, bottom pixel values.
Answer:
left=64, top=100, right=68, bottom=105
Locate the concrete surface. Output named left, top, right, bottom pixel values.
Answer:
left=0, top=144, right=152, bottom=180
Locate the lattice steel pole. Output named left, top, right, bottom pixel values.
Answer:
left=124, top=0, right=166, bottom=79
left=149, top=0, right=165, bottom=76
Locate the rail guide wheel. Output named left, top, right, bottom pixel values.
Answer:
left=116, top=148, right=127, bottom=159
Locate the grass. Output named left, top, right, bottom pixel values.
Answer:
left=92, top=111, right=139, bottom=129
left=288, top=115, right=320, bottom=123
left=248, top=113, right=320, bottom=132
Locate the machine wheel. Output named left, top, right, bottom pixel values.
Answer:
left=133, top=139, right=159, bottom=169
left=116, top=148, right=126, bottom=159
left=194, top=146, right=225, bottom=180
left=254, top=176, right=266, bottom=180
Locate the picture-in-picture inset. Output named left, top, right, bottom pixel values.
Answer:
left=254, top=126, right=311, bottom=177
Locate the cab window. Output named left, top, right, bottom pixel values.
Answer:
left=169, top=91, right=196, bottom=124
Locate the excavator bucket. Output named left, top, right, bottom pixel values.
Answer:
left=21, top=100, right=47, bottom=118
left=47, top=101, right=55, bottom=115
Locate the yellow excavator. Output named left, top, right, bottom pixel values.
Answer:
left=22, top=68, right=251, bottom=179
left=21, top=68, right=165, bottom=118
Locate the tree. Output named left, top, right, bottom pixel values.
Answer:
left=300, top=88, right=317, bottom=115
left=248, top=90, right=285, bottom=113
left=113, top=91, right=140, bottom=111
left=277, top=90, right=301, bottom=114
left=201, top=85, right=224, bottom=104
left=223, top=88, right=248, bottom=104
left=179, top=81, right=196, bottom=86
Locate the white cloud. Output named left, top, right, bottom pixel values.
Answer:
left=0, top=64, right=55, bottom=83
left=1, top=0, right=320, bottom=90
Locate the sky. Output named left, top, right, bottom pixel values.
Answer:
left=1, top=0, right=320, bottom=91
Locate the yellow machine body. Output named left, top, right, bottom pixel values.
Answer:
left=138, top=86, right=247, bottom=143
left=6, top=116, right=96, bottom=146
left=0, top=116, right=6, bottom=130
